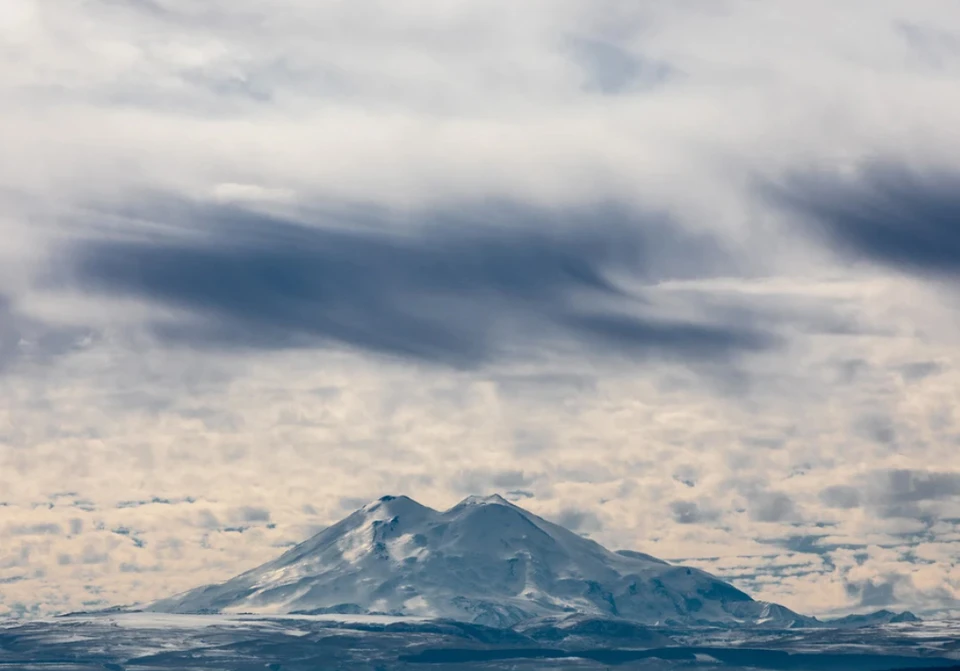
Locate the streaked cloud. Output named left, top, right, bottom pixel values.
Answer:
left=63, top=198, right=772, bottom=367
left=771, top=163, right=960, bottom=278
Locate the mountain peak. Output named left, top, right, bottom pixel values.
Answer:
left=368, top=494, right=416, bottom=506
left=454, top=493, right=511, bottom=507
left=361, top=494, right=430, bottom=515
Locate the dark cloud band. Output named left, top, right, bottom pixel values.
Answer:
left=65, top=197, right=773, bottom=367
left=769, top=163, right=960, bottom=277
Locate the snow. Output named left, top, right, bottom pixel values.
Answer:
left=103, top=613, right=265, bottom=629
left=102, top=612, right=429, bottom=629
left=146, top=494, right=817, bottom=627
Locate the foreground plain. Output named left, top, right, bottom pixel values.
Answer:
left=1, top=613, right=959, bottom=670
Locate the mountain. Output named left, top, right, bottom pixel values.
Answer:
left=147, top=494, right=818, bottom=628
left=823, top=609, right=921, bottom=628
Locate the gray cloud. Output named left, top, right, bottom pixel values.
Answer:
left=233, top=506, right=271, bottom=523
left=6, top=524, right=63, bottom=536
left=0, top=296, right=94, bottom=375
left=669, top=500, right=719, bottom=525
left=197, top=510, right=221, bottom=530
left=867, top=469, right=960, bottom=505
left=771, top=163, right=960, bottom=278
left=338, top=497, right=368, bottom=512
left=896, top=21, right=960, bottom=71
left=116, top=496, right=197, bottom=509
left=763, top=534, right=835, bottom=557
left=835, top=359, right=869, bottom=384
left=748, top=492, right=798, bottom=523
left=453, top=468, right=536, bottom=495
left=847, top=574, right=909, bottom=609
left=672, top=466, right=698, bottom=489
left=554, top=507, right=602, bottom=533
left=0, top=296, right=18, bottom=372
left=566, top=36, right=672, bottom=95
left=504, top=490, right=535, bottom=501
left=819, top=485, right=861, bottom=510
left=856, top=414, right=897, bottom=447
left=63, top=197, right=773, bottom=367
left=898, top=361, right=943, bottom=382
left=80, top=546, right=109, bottom=565
left=818, top=470, right=960, bottom=522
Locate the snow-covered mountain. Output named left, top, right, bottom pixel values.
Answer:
left=147, top=494, right=817, bottom=627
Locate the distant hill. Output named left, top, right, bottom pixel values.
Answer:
left=824, top=609, right=921, bottom=628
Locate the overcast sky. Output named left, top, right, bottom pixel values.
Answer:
left=2, top=0, right=960, bottom=619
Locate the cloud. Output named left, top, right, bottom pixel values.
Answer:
left=819, top=485, right=861, bottom=510
left=0, top=297, right=19, bottom=372
left=565, top=36, right=672, bottom=95
left=453, top=469, right=536, bottom=495
left=771, top=163, right=960, bottom=278
left=856, top=414, right=897, bottom=448
left=63, top=197, right=773, bottom=367
left=896, top=21, right=960, bottom=71
left=232, top=506, right=271, bottom=523
left=763, top=534, right=836, bottom=557
left=554, top=507, right=602, bottom=533
left=6, top=523, right=63, bottom=536
left=748, top=492, right=798, bottom=523
left=848, top=573, right=909, bottom=608
left=0, top=296, right=94, bottom=375
left=669, top=500, right=719, bottom=525
left=815, top=469, right=960, bottom=524
left=867, top=469, right=960, bottom=506
left=898, top=361, right=943, bottom=382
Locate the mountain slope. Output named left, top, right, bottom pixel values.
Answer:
left=147, top=494, right=816, bottom=627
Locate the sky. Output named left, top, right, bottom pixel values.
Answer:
left=2, top=0, right=960, bottom=620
